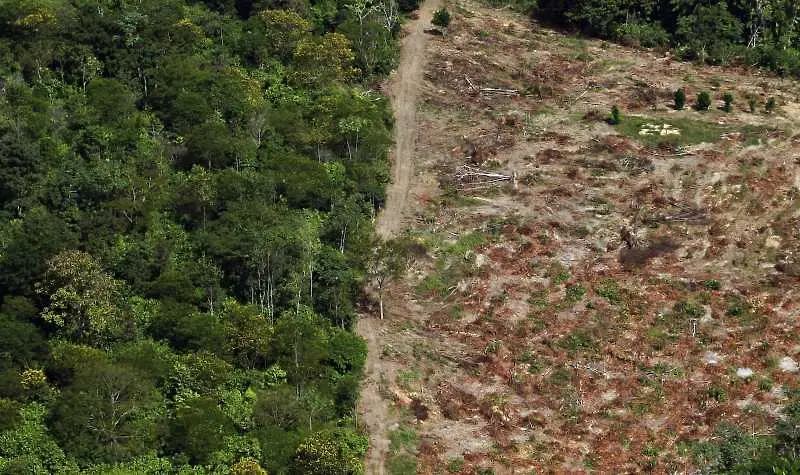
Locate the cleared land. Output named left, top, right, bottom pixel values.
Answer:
left=364, top=0, right=800, bottom=473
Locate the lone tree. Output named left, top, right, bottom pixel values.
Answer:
left=432, top=8, right=451, bottom=32
left=674, top=88, right=686, bottom=110
left=371, top=238, right=411, bottom=320
left=696, top=91, right=711, bottom=110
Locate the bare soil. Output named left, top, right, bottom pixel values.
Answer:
left=364, top=0, right=800, bottom=473
left=358, top=0, right=442, bottom=473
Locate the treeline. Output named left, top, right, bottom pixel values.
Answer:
left=530, top=0, right=800, bottom=75
left=0, top=0, right=412, bottom=473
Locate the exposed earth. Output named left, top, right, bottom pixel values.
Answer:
left=360, top=0, right=800, bottom=472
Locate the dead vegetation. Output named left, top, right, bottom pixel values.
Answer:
left=371, top=0, right=800, bottom=473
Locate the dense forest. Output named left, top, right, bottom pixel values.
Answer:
left=525, top=0, right=800, bottom=75
left=0, top=0, right=413, bottom=472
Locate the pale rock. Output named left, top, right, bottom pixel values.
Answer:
left=736, top=367, right=754, bottom=379
left=779, top=356, right=799, bottom=373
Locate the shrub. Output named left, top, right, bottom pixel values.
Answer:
left=722, top=92, right=734, bottom=112
left=614, top=22, right=670, bottom=48
left=432, top=8, right=451, bottom=29
left=766, top=96, right=777, bottom=113
left=398, top=0, right=420, bottom=12
left=748, top=97, right=757, bottom=113
left=696, top=91, right=711, bottom=110
left=609, top=105, right=621, bottom=124
left=674, top=88, right=686, bottom=110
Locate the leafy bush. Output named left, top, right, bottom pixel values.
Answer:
left=748, top=97, right=757, bottom=113
left=398, top=0, right=421, bottom=12
left=722, top=92, right=734, bottom=112
left=766, top=97, right=777, bottom=113
left=696, top=91, right=712, bottom=110
left=674, top=88, right=686, bottom=110
left=432, top=8, right=452, bottom=29
left=609, top=105, right=621, bottom=124
left=614, top=22, right=670, bottom=48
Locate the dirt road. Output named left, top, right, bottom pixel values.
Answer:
left=375, top=0, right=440, bottom=238
left=358, top=1, right=440, bottom=473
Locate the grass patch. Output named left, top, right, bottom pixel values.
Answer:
left=387, top=454, right=417, bottom=475
left=615, top=115, right=726, bottom=147
left=389, top=426, right=419, bottom=453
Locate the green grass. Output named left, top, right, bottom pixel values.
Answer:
left=387, top=454, right=417, bottom=475
left=615, top=115, right=726, bottom=147
left=389, top=426, right=419, bottom=453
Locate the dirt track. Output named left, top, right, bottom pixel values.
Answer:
left=358, top=1, right=440, bottom=473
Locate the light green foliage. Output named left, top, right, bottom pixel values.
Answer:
left=293, top=428, right=367, bottom=474
left=38, top=251, right=126, bottom=344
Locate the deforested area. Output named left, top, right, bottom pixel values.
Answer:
left=362, top=0, right=800, bottom=473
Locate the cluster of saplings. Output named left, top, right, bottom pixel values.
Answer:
left=0, top=0, right=420, bottom=473
left=673, top=88, right=776, bottom=113
left=609, top=89, right=777, bottom=124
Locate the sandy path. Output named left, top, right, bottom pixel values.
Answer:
left=358, top=1, right=440, bottom=473
left=376, top=0, right=440, bottom=238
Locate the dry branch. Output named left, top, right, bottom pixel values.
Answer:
left=455, top=165, right=514, bottom=190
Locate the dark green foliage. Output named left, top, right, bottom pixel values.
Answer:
left=432, top=8, right=452, bottom=29
left=748, top=97, right=757, bottom=113
left=609, top=105, right=621, bottom=124
left=0, top=0, right=392, bottom=471
left=674, top=88, right=686, bottom=110
left=696, top=91, right=712, bottom=110
left=766, top=96, right=777, bottom=113
left=722, top=92, right=734, bottom=112
left=529, top=0, right=800, bottom=76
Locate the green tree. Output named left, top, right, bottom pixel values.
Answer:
left=49, top=360, right=164, bottom=464
left=696, top=91, right=712, bottom=110
left=38, top=250, right=127, bottom=344
left=292, top=428, right=367, bottom=475
left=722, top=91, right=734, bottom=112
left=674, top=88, right=686, bottom=110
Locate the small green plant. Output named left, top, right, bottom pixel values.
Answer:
left=696, top=91, right=711, bottom=111
left=432, top=8, right=451, bottom=30
left=447, top=458, right=465, bottom=473
left=674, top=88, right=686, bottom=110
left=702, top=279, right=721, bottom=290
left=722, top=92, right=734, bottom=112
left=748, top=96, right=757, bottom=113
left=609, top=104, right=621, bottom=124
left=765, top=96, right=777, bottom=113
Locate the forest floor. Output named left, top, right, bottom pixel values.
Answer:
left=362, top=0, right=800, bottom=473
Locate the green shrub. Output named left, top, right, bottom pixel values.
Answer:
left=722, top=92, right=734, bottom=112
left=674, top=88, right=686, bottom=110
left=614, top=22, right=670, bottom=48
left=609, top=105, right=621, bottom=124
left=696, top=91, right=712, bottom=110
left=432, top=8, right=451, bottom=29
left=748, top=97, right=757, bottom=113
left=398, top=0, right=420, bottom=12
left=766, top=96, right=777, bottom=113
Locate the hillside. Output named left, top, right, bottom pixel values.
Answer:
left=364, top=0, right=800, bottom=472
